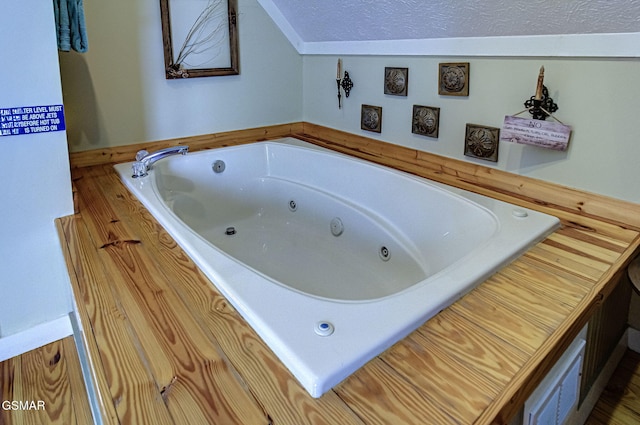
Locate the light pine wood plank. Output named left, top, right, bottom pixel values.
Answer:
left=0, top=339, right=91, bottom=425
left=546, top=233, right=622, bottom=265
left=557, top=218, right=639, bottom=247
left=586, top=350, right=640, bottom=425
left=57, top=218, right=124, bottom=425
left=336, top=359, right=459, bottom=424
left=92, top=164, right=365, bottom=425
left=479, top=242, right=640, bottom=424
left=97, top=241, right=267, bottom=425
left=102, top=166, right=368, bottom=424
left=379, top=311, right=528, bottom=424
left=477, top=273, right=573, bottom=329
left=523, top=243, right=609, bottom=281
left=57, top=128, right=640, bottom=425
left=60, top=214, right=176, bottom=425
left=19, top=340, right=74, bottom=425
left=450, top=290, right=552, bottom=355
left=415, top=310, right=530, bottom=390
left=557, top=226, right=630, bottom=253
left=1, top=354, right=17, bottom=425
left=73, top=168, right=268, bottom=424
left=502, top=259, right=593, bottom=308
left=588, top=400, right=640, bottom=425
left=61, top=337, right=94, bottom=425
left=1, top=352, right=19, bottom=425
left=69, top=122, right=304, bottom=168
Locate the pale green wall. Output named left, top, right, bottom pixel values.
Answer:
left=59, top=0, right=303, bottom=152
left=59, top=0, right=640, bottom=206
left=0, top=1, right=74, bottom=337
left=303, top=55, right=640, bottom=205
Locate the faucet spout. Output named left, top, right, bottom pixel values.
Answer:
left=131, top=145, right=189, bottom=178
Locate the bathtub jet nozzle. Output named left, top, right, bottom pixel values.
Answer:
left=330, top=217, right=344, bottom=236
left=212, top=160, right=226, bottom=173
left=379, top=246, right=391, bottom=261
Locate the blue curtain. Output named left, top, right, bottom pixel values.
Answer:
left=53, top=0, right=88, bottom=53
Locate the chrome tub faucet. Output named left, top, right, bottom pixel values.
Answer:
left=131, top=145, right=189, bottom=178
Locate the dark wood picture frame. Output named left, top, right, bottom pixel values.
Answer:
left=160, top=0, right=239, bottom=79
left=412, top=105, right=440, bottom=138
left=384, top=67, right=409, bottom=96
left=439, top=62, right=469, bottom=96
left=464, top=123, right=500, bottom=162
left=361, top=105, right=382, bottom=133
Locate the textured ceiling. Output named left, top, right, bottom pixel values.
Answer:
left=267, top=0, right=640, bottom=42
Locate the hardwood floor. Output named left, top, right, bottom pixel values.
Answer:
left=0, top=337, right=92, bottom=425
left=2, top=340, right=640, bottom=424
left=586, top=349, right=640, bottom=425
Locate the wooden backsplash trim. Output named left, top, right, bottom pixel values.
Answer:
left=68, top=121, right=640, bottom=230
left=68, top=122, right=304, bottom=169
left=299, top=123, right=640, bottom=231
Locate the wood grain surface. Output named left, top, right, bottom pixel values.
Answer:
left=586, top=349, right=640, bottom=425
left=0, top=338, right=93, bottom=425
left=57, top=126, right=640, bottom=424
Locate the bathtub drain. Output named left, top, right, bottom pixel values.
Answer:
left=288, top=200, right=297, bottom=211
left=225, top=226, right=236, bottom=236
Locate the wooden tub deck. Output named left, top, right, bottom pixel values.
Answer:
left=55, top=125, right=640, bottom=424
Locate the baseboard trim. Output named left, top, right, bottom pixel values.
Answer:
left=0, top=315, right=73, bottom=362
left=69, top=122, right=304, bottom=169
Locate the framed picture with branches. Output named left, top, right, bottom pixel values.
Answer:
left=160, top=0, right=239, bottom=79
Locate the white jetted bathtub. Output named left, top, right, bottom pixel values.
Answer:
left=115, top=137, right=560, bottom=397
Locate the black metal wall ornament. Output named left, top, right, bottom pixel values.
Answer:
left=524, top=66, right=558, bottom=120
left=336, top=59, right=354, bottom=108
left=341, top=72, right=353, bottom=98
left=502, top=66, right=572, bottom=151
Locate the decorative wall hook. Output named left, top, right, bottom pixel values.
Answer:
left=341, top=71, right=353, bottom=98
left=335, top=59, right=354, bottom=109
left=524, top=66, right=558, bottom=120
left=337, top=59, right=342, bottom=108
